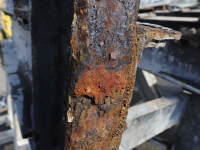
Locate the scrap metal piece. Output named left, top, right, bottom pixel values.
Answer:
left=136, top=22, right=182, bottom=49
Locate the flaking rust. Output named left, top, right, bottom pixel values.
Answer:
left=67, top=0, right=181, bottom=149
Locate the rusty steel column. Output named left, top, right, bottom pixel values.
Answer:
left=67, top=0, right=140, bottom=149
left=66, top=0, right=182, bottom=149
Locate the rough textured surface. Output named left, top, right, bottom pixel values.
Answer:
left=66, top=1, right=182, bottom=149
left=136, top=23, right=182, bottom=48
left=67, top=0, right=140, bottom=149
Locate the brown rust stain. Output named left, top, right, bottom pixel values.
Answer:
left=67, top=0, right=142, bottom=149
left=69, top=104, right=126, bottom=150
left=69, top=25, right=141, bottom=149
left=122, top=55, right=127, bottom=62
left=67, top=1, right=181, bottom=148
left=74, top=65, right=128, bottom=104
left=71, top=106, right=114, bottom=142
left=71, top=34, right=75, bottom=50
left=104, top=0, right=117, bottom=31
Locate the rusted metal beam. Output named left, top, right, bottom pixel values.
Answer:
left=66, top=1, right=181, bottom=149
left=67, top=1, right=140, bottom=149
left=120, top=93, right=188, bottom=150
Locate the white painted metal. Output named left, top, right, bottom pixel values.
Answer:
left=120, top=94, right=188, bottom=150
left=0, top=129, right=14, bottom=145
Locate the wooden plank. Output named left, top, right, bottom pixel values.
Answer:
left=120, top=93, right=188, bottom=150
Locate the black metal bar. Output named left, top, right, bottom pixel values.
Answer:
left=31, top=0, right=74, bottom=149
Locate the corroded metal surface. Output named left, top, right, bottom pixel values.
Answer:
left=67, top=0, right=181, bottom=149
left=136, top=22, right=181, bottom=48
left=67, top=0, right=140, bottom=149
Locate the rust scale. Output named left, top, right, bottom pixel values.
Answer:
left=67, top=0, right=181, bottom=149
left=74, top=65, right=128, bottom=104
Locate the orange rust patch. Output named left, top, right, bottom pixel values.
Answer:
left=122, top=55, right=127, bottom=62
left=80, top=9, right=87, bottom=16
left=70, top=105, right=122, bottom=149
left=71, top=106, right=114, bottom=141
left=81, top=25, right=88, bottom=32
left=104, top=0, right=117, bottom=31
left=97, top=58, right=104, bottom=64
left=74, top=66, right=128, bottom=104
left=106, top=16, right=112, bottom=31
left=71, top=34, right=75, bottom=50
